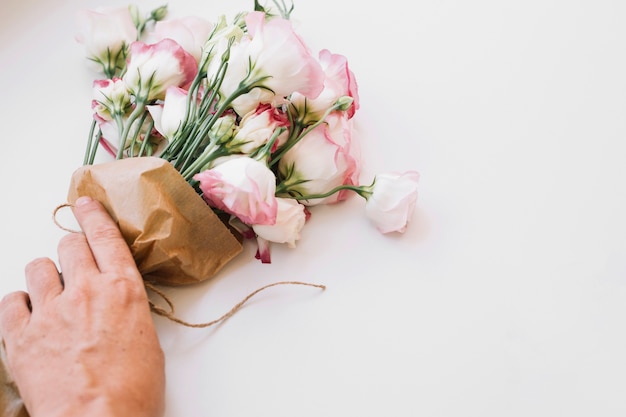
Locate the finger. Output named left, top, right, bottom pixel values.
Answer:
left=71, top=196, right=138, bottom=274
left=0, top=292, right=31, bottom=341
left=24, top=258, right=63, bottom=308
left=57, top=231, right=99, bottom=290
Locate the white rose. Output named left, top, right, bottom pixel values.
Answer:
left=252, top=198, right=306, bottom=247
left=365, top=171, right=419, bottom=233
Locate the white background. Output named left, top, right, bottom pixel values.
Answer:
left=2, top=0, right=626, bottom=416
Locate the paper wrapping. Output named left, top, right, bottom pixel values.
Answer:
left=0, top=157, right=245, bottom=416
left=0, top=343, right=27, bottom=417
left=66, top=157, right=243, bottom=286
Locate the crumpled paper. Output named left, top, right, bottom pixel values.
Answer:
left=0, top=342, right=27, bottom=417
left=0, top=157, right=245, bottom=416
left=66, top=157, right=243, bottom=286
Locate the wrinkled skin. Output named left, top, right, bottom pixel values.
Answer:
left=0, top=196, right=165, bottom=417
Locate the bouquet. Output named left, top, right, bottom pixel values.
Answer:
left=0, top=3, right=421, bottom=415
left=70, top=1, right=420, bottom=282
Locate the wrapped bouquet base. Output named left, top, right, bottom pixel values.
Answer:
left=0, top=343, right=27, bottom=417
left=66, top=157, right=243, bottom=286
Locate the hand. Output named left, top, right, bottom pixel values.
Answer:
left=0, top=196, right=165, bottom=417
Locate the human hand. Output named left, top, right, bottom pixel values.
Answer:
left=0, top=196, right=165, bottom=417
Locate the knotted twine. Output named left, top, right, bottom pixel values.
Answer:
left=53, top=203, right=326, bottom=328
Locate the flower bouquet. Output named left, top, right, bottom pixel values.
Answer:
left=66, top=0, right=420, bottom=287
left=1, top=2, right=421, bottom=415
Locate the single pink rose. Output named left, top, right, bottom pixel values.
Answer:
left=194, top=156, right=278, bottom=225
left=290, top=49, right=360, bottom=124
left=92, top=78, right=131, bottom=121
left=228, top=103, right=289, bottom=154
left=143, top=16, right=213, bottom=63
left=123, top=39, right=198, bottom=101
left=278, top=112, right=361, bottom=206
left=221, top=11, right=325, bottom=116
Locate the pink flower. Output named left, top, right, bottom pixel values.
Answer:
left=228, top=104, right=289, bottom=154
left=194, top=156, right=278, bottom=225
left=278, top=112, right=361, bottom=206
left=143, top=16, right=213, bottom=63
left=364, top=171, right=420, bottom=233
left=123, top=39, right=197, bottom=101
left=221, top=11, right=325, bottom=115
left=92, top=78, right=131, bottom=121
left=252, top=197, right=306, bottom=248
left=290, top=49, right=360, bottom=124
left=75, top=7, right=137, bottom=76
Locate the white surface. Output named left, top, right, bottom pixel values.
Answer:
left=2, top=0, right=626, bottom=416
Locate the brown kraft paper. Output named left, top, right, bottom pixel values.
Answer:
left=0, top=157, right=244, bottom=415
left=66, top=157, right=243, bottom=286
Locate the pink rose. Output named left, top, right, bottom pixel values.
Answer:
left=220, top=11, right=325, bottom=115
left=194, top=156, right=278, bottom=225
left=277, top=112, right=360, bottom=206
left=364, top=171, right=420, bottom=233
left=123, top=39, right=197, bottom=101
left=143, top=16, right=213, bottom=63
left=92, top=78, right=131, bottom=121
left=227, top=103, right=289, bottom=154
left=290, top=49, right=360, bottom=124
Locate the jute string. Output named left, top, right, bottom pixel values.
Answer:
left=53, top=203, right=326, bottom=328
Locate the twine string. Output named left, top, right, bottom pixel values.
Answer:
left=145, top=281, right=326, bottom=328
left=53, top=203, right=326, bottom=328
left=53, top=203, right=82, bottom=233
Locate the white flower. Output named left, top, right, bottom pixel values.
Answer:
left=365, top=172, right=420, bottom=233
left=252, top=198, right=306, bottom=247
left=147, top=86, right=188, bottom=140
left=75, top=7, right=138, bottom=76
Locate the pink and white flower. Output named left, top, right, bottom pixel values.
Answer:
left=75, top=7, right=137, bottom=75
left=123, top=39, right=197, bottom=101
left=278, top=112, right=360, bottom=206
left=252, top=197, right=306, bottom=248
left=227, top=103, right=289, bottom=154
left=143, top=16, right=214, bottom=63
left=290, top=49, right=360, bottom=124
left=194, top=156, right=278, bottom=225
left=91, top=78, right=131, bottom=121
left=364, top=171, right=420, bottom=233
left=220, top=11, right=325, bottom=115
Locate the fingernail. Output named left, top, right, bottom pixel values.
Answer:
left=75, top=196, right=93, bottom=206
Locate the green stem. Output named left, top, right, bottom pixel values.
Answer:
left=269, top=101, right=345, bottom=168
left=180, top=144, right=229, bottom=181
left=116, top=99, right=146, bottom=159
left=83, top=119, right=97, bottom=165
left=137, top=118, right=155, bottom=157
left=280, top=184, right=371, bottom=201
